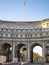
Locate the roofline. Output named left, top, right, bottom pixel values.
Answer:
left=0, top=18, right=49, bottom=23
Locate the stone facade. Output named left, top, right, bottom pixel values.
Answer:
left=0, top=19, right=49, bottom=63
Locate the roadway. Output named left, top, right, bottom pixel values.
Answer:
left=0, top=62, right=49, bottom=65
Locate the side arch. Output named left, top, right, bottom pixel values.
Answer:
left=30, top=43, right=42, bottom=63
left=1, top=43, right=12, bottom=62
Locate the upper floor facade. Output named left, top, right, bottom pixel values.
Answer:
left=0, top=19, right=49, bottom=38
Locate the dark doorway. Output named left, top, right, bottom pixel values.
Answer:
left=2, top=43, right=12, bottom=62
left=46, top=46, right=49, bottom=63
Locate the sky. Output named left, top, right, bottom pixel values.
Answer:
left=0, top=0, right=49, bottom=21
left=33, top=46, right=42, bottom=56
left=0, top=0, right=46, bottom=57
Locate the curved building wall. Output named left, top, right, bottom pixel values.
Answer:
left=0, top=19, right=49, bottom=63
left=0, top=19, right=49, bottom=39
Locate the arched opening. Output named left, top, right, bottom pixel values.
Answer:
left=46, top=55, right=49, bottom=63
left=46, top=46, right=49, bottom=63
left=2, top=43, right=12, bottom=62
left=30, top=43, right=42, bottom=63
left=15, top=44, right=27, bottom=62
left=33, top=46, right=42, bottom=62
left=20, top=46, right=27, bottom=62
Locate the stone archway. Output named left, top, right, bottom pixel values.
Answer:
left=46, top=46, right=49, bottom=63
left=20, top=46, right=27, bottom=61
left=2, top=43, right=12, bottom=62
left=15, top=43, right=27, bottom=62
left=30, top=43, right=42, bottom=63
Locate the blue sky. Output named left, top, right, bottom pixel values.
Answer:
left=33, top=46, right=42, bottom=56
left=0, top=0, right=46, bottom=56
left=0, top=0, right=49, bottom=21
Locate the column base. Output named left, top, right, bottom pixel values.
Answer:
left=26, top=58, right=30, bottom=63
left=42, top=58, right=46, bottom=63
left=13, top=57, right=18, bottom=63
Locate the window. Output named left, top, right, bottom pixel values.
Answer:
left=6, top=28, right=8, bottom=31
left=21, top=29, right=22, bottom=32
left=30, top=34, right=32, bottom=37
left=1, top=28, right=8, bottom=32
left=47, top=41, right=49, bottom=44
left=16, top=34, right=18, bottom=38
left=16, top=29, right=18, bottom=31
left=6, top=33, right=8, bottom=37
left=1, top=28, right=3, bottom=31
left=8, top=34, right=10, bottom=37
left=0, top=33, right=2, bottom=37
left=47, top=23, right=49, bottom=27
left=25, top=34, right=27, bottom=38
left=46, top=46, right=49, bottom=50
left=20, top=34, right=23, bottom=38
left=23, top=34, right=25, bottom=38
left=3, top=34, right=6, bottom=37
left=25, top=33, right=32, bottom=38
left=46, top=32, right=48, bottom=36
left=8, top=28, right=11, bottom=32
left=11, top=34, right=13, bottom=37
left=35, top=33, right=37, bottom=37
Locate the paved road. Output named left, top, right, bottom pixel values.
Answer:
left=4, top=63, right=18, bottom=65
left=0, top=62, right=49, bottom=65
left=24, top=63, right=43, bottom=65
left=0, top=63, right=18, bottom=65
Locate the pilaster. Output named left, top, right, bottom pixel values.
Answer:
left=12, top=41, right=15, bottom=62
left=27, top=42, right=30, bottom=62
left=42, top=41, right=45, bottom=62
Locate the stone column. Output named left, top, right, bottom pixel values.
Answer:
left=42, top=42, right=45, bottom=62
left=12, top=42, right=15, bottom=62
left=27, top=42, right=30, bottom=62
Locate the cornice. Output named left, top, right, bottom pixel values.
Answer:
left=0, top=18, right=49, bottom=23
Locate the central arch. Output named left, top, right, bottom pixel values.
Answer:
left=15, top=43, right=27, bottom=62
left=30, top=43, right=42, bottom=63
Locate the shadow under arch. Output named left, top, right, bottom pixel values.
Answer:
left=30, top=43, right=42, bottom=63
left=15, top=43, right=26, bottom=62
left=45, top=46, right=49, bottom=63
left=2, top=43, right=12, bottom=62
